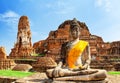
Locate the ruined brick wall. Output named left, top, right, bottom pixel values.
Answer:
left=0, top=59, right=16, bottom=70
left=0, top=47, right=16, bottom=70
left=109, top=41, right=120, bottom=55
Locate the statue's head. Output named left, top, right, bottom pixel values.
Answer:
left=70, top=18, right=81, bottom=39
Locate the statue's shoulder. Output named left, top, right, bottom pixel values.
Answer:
left=79, top=40, right=88, bottom=43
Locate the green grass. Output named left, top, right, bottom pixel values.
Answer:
left=108, top=71, right=120, bottom=75
left=0, top=70, right=34, bottom=78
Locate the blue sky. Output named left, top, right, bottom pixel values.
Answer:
left=0, top=0, right=120, bottom=55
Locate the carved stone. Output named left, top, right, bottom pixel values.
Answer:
left=12, top=64, right=32, bottom=72
left=52, top=69, right=107, bottom=81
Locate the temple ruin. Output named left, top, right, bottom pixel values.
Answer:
left=0, top=47, right=15, bottom=69
left=33, top=19, right=120, bottom=70
left=9, top=16, right=33, bottom=58
left=33, top=19, right=110, bottom=60
left=2, top=17, right=118, bottom=71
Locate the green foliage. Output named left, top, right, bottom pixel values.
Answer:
left=38, top=54, right=45, bottom=57
left=108, top=71, right=120, bottom=75
left=31, top=53, right=45, bottom=57
left=0, top=70, right=34, bottom=78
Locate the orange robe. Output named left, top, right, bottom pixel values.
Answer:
left=67, top=40, right=88, bottom=69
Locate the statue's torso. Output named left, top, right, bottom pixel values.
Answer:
left=61, top=40, right=89, bottom=69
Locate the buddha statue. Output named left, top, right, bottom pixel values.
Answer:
left=46, top=18, right=107, bottom=82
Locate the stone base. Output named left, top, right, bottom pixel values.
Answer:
left=52, top=80, right=108, bottom=83
left=0, top=59, right=16, bottom=69
left=46, top=69, right=107, bottom=81
left=44, top=79, right=108, bottom=83
left=0, top=76, right=18, bottom=83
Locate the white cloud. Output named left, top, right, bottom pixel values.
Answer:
left=95, top=0, right=103, bottom=7
left=46, top=0, right=75, bottom=15
left=94, top=0, right=120, bottom=23
left=93, top=0, right=120, bottom=42
left=2, top=10, right=19, bottom=18
left=0, top=10, right=20, bottom=32
left=95, top=0, right=111, bottom=12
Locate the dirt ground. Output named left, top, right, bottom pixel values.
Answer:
left=107, top=74, right=120, bottom=83
left=16, top=72, right=120, bottom=83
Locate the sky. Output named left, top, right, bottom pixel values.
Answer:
left=0, top=0, right=120, bottom=55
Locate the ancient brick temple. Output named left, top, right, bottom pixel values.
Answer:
left=33, top=19, right=104, bottom=60
left=33, top=19, right=120, bottom=63
left=33, top=21, right=70, bottom=61
left=9, top=16, right=33, bottom=58
left=0, top=47, right=15, bottom=69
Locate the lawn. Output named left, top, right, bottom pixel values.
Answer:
left=108, top=71, right=120, bottom=75
left=0, top=70, right=34, bottom=78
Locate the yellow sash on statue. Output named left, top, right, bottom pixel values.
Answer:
left=67, top=40, right=88, bottom=69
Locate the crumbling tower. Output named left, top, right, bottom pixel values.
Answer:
left=10, top=16, right=33, bottom=58
left=0, top=47, right=7, bottom=59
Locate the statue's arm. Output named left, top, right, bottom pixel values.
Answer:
left=83, top=44, right=91, bottom=69
left=52, top=43, right=67, bottom=77
left=86, top=44, right=91, bottom=64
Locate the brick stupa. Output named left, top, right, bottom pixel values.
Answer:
left=10, top=16, right=33, bottom=58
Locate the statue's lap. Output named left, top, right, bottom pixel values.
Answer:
left=46, top=69, right=107, bottom=82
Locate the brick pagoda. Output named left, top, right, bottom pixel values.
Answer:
left=9, top=16, right=33, bottom=58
